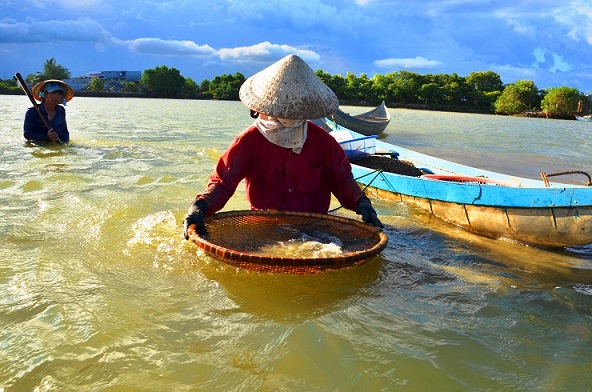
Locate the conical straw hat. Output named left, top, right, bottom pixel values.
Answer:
left=31, top=79, right=74, bottom=102
left=239, top=54, right=339, bottom=120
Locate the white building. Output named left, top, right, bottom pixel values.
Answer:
left=101, top=70, right=142, bottom=90
left=64, top=71, right=142, bottom=92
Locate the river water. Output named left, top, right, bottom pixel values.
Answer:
left=1, top=95, right=591, bottom=391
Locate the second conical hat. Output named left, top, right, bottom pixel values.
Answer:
left=239, top=54, right=339, bottom=120
left=31, top=79, right=75, bottom=102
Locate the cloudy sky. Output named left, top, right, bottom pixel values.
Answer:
left=1, top=0, right=591, bottom=90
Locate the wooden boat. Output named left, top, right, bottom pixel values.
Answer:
left=330, top=125, right=592, bottom=248
left=328, top=101, right=391, bottom=136
left=575, top=115, right=592, bottom=122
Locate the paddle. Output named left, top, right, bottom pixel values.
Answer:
left=15, top=72, right=63, bottom=145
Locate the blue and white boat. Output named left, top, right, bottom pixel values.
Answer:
left=316, top=118, right=592, bottom=248
left=575, top=115, right=592, bottom=122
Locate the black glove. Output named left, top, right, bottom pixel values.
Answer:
left=357, top=197, right=384, bottom=228
left=183, top=199, right=209, bottom=240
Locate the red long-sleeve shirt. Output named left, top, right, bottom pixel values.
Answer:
left=196, top=121, right=364, bottom=216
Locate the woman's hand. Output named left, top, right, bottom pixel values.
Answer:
left=47, top=129, right=61, bottom=142
left=183, top=199, right=209, bottom=239
left=357, top=197, right=384, bottom=227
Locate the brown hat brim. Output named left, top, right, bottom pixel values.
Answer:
left=31, top=79, right=74, bottom=102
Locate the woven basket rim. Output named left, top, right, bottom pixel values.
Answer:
left=187, top=210, right=388, bottom=269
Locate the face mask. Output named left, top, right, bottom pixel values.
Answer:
left=277, top=118, right=305, bottom=128
left=255, top=116, right=308, bottom=153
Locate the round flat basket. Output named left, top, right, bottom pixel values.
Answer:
left=187, top=210, right=388, bottom=274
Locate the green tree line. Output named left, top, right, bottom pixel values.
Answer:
left=191, top=69, right=592, bottom=118
left=2, top=58, right=590, bottom=119
left=0, top=58, right=71, bottom=94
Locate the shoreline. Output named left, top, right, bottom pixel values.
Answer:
left=1, top=92, right=581, bottom=120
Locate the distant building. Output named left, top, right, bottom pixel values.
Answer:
left=64, top=76, right=94, bottom=91
left=101, top=70, right=142, bottom=90
left=64, top=70, right=142, bottom=92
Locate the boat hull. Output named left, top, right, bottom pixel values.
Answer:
left=361, top=181, right=592, bottom=247
left=330, top=102, right=391, bottom=136
left=575, top=115, right=592, bottom=122
left=346, top=137, right=592, bottom=248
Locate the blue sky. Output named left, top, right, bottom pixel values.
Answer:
left=1, top=0, right=591, bottom=91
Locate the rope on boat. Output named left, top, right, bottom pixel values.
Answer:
left=541, top=170, right=592, bottom=187
left=329, top=169, right=384, bottom=213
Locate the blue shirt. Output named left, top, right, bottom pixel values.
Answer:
left=24, top=104, right=70, bottom=143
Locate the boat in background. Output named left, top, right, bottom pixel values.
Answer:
left=328, top=123, right=592, bottom=248
left=575, top=115, right=592, bottom=122
left=328, top=101, right=391, bottom=136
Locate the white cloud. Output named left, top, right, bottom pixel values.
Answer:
left=549, top=52, right=571, bottom=73
left=1, top=1, right=589, bottom=89
left=532, top=47, right=546, bottom=63
left=553, top=1, right=592, bottom=44
left=0, top=17, right=110, bottom=43
left=218, top=42, right=320, bottom=64
left=117, top=37, right=216, bottom=56
left=530, top=47, right=571, bottom=73
left=507, top=19, right=535, bottom=37
left=374, top=56, right=442, bottom=69
left=532, top=46, right=547, bottom=69
left=20, top=0, right=104, bottom=10
left=0, top=21, right=28, bottom=42
left=54, top=0, right=105, bottom=11
left=493, top=64, right=537, bottom=81
left=226, top=0, right=365, bottom=32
